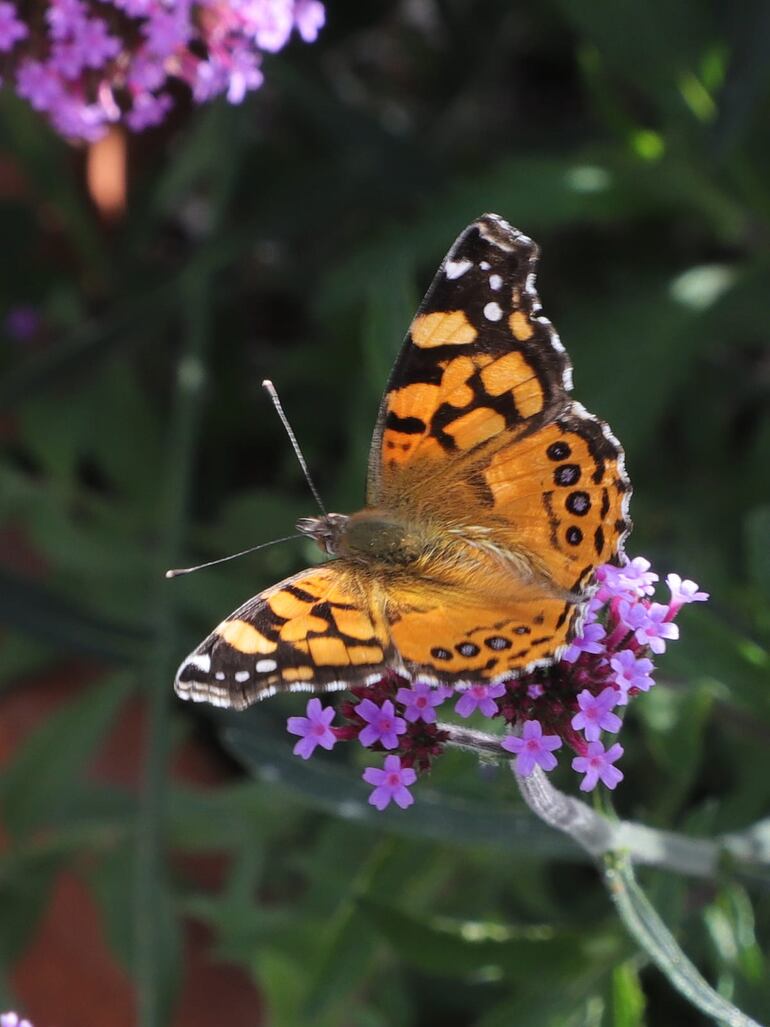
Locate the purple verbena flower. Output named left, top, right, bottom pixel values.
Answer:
left=357, top=698, right=406, bottom=749
left=561, top=620, right=606, bottom=663
left=597, top=557, right=658, bottom=600
left=454, top=682, right=506, bottom=719
left=610, top=649, right=655, bottom=704
left=287, top=697, right=336, bottom=759
left=666, top=573, right=709, bottom=617
left=363, top=755, right=416, bottom=810
left=502, top=719, right=562, bottom=776
left=619, top=600, right=679, bottom=654
left=0, top=3, right=26, bottom=51
left=571, top=741, right=624, bottom=792
left=571, top=687, right=622, bottom=742
left=396, top=681, right=449, bottom=724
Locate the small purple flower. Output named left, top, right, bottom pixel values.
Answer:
left=502, top=720, right=562, bottom=776
left=571, top=741, right=624, bottom=792
left=363, top=755, right=416, bottom=810
left=561, top=620, right=606, bottom=663
left=396, top=681, right=449, bottom=724
left=610, top=650, right=655, bottom=704
left=1, top=1013, right=33, bottom=1027
left=287, top=697, right=337, bottom=759
left=527, top=682, right=544, bottom=699
left=0, top=3, right=26, bottom=51
left=357, top=698, right=406, bottom=749
left=454, top=682, right=506, bottom=719
left=619, top=600, right=679, bottom=654
left=597, top=557, right=658, bottom=600
left=666, top=573, right=709, bottom=616
left=571, top=687, right=622, bottom=742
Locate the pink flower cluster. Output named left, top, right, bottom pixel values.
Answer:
left=287, top=559, right=708, bottom=809
left=0, top=0, right=324, bottom=141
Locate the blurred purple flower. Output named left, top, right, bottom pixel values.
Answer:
left=561, top=620, right=606, bottom=663
left=396, top=681, right=449, bottom=724
left=287, top=697, right=336, bottom=759
left=454, top=682, right=506, bottom=719
left=666, top=573, right=709, bottom=616
left=4, top=305, right=41, bottom=340
left=0, top=2, right=26, bottom=50
left=619, top=600, right=679, bottom=654
left=571, top=687, right=622, bottom=742
left=610, top=649, right=654, bottom=704
left=1, top=1013, right=34, bottom=1027
left=363, top=755, right=416, bottom=810
left=357, top=698, right=406, bottom=749
left=502, top=720, right=562, bottom=776
left=572, top=741, right=624, bottom=792
left=3, top=0, right=325, bottom=141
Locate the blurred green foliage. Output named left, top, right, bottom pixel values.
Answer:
left=1, top=1, right=769, bottom=1025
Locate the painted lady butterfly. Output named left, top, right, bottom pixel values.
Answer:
left=175, top=214, right=631, bottom=708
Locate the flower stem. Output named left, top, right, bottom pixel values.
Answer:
left=603, top=852, right=764, bottom=1027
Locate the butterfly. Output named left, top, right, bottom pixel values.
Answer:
left=174, top=214, right=631, bottom=710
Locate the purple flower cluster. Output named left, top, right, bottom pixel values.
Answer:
left=286, top=558, right=708, bottom=808
left=0, top=0, right=324, bottom=141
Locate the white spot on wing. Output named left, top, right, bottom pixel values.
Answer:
left=185, top=654, right=210, bottom=674
left=483, top=301, right=503, bottom=321
left=445, top=258, right=472, bottom=280
left=235, top=670, right=250, bottom=683
left=479, top=260, right=491, bottom=270
left=489, top=274, right=502, bottom=290
left=215, top=671, right=225, bottom=681
left=256, top=658, right=277, bottom=673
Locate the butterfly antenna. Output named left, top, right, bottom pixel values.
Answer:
left=262, top=379, right=328, bottom=516
left=166, top=535, right=301, bottom=578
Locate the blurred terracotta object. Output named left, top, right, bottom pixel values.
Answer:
left=1, top=662, right=263, bottom=1026
left=86, top=127, right=127, bottom=221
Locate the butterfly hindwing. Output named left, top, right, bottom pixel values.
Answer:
left=175, top=565, right=392, bottom=709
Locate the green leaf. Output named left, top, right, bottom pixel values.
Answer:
left=611, top=961, right=646, bottom=1027
left=745, top=506, right=770, bottom=603
left=223, top=723, right=582, bottom=859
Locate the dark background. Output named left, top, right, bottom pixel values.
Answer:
left=1, top=2, right=769, bottom=1025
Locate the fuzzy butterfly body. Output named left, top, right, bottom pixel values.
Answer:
left=175, top=214, right=631, bottom=710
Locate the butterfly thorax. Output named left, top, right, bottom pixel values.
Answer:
left=296, top=510, right=425, bottom=565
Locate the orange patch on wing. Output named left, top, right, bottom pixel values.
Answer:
left=348, top=645, right=384, bottom=664
left=411, top=311, right=477, bottom=349
left=331, top=607, right=376, bottom=640
left=438, top=355, right=477, bottom=406
left=510, top=310, right=534, bottom=341
left=283, top=667, right=314, bottom=683
left=307, top=635, right=351, bottom=666
left=479, top=352, right=543, bottom=417
left=444, top=407, right=505, bottom=449
left=279, top=614, right=329, bottom=642
left=269, top=590, right=311, bottom=619
left=216, top=619, right=277, bottom=654
left=388, top=381, right=440, bottom=421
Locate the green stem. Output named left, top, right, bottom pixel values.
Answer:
left=134, top=271, right=210, bottom=1027
left=603, top=853, right=765, bottom=1027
